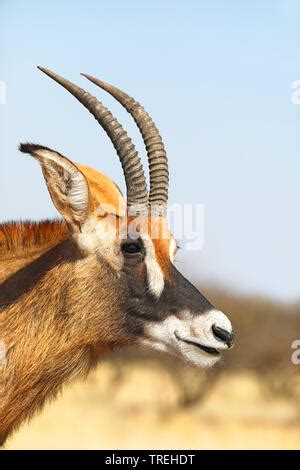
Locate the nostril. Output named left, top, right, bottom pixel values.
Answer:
left=212, top=325, right=235, bottom=348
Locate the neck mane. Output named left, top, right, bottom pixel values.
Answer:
left=0, top=220, right=100, bottom=444
left=0, top=220, right=68, bottom=256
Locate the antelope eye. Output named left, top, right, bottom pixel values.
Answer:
left=122, top=242, right=142, bottom=255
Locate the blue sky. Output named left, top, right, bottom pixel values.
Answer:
left=0, top=0, right=299, bottom=301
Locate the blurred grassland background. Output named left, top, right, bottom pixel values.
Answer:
left=7, top=287, right=300, bottom=450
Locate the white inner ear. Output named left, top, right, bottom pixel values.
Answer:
left=36, top=149, right=89, bottom=222
left=66, top=169, right=89, bottom=217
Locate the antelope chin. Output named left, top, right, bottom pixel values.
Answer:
left=140, top=309, right=233, bottom=368
left=140, top=332, right=222, bottom=368
left=173, top=332, right=222, bottom=367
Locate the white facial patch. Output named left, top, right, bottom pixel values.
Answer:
left=178, top=309, right=233, bottom=348
left=141, top=234, right=165, bottom=299
left=141, top=309, right=233, bottom=368
left=169, top=236, right=177, bottom=263
left=141, top=315, right=182, bottom=353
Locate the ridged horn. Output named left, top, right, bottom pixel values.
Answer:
left=37, top=66, right=148, bottom=215
left=81, top=74, right=169, bottom=216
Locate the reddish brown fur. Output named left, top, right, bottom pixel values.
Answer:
left=120, top=216, right=173, bottom=279
left=0, top=220, right=68, bottom=255
left=76, top=164, right=125, bottom=217
left=0, top=223, right=133, bottom=444
left=147, top=217, right=173, bottom=281
left=0, top=159, right=174, bottom=445
left=0, top=167, right=128, bottom=445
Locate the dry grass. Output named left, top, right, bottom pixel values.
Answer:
left=6, top=289, right=300, bottom=450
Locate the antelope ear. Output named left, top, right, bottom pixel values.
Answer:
left=19, top=143, right=95, bottom=231
left=75, top=163, right=126, bottom=218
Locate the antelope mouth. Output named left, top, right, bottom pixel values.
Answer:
left=175, top=332, right=221, bottom=357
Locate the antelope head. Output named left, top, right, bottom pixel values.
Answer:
left=21, top=67, right=234, bottom=368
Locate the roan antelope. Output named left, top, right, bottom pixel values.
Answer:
left=0, top=67, right=234, bottom=445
